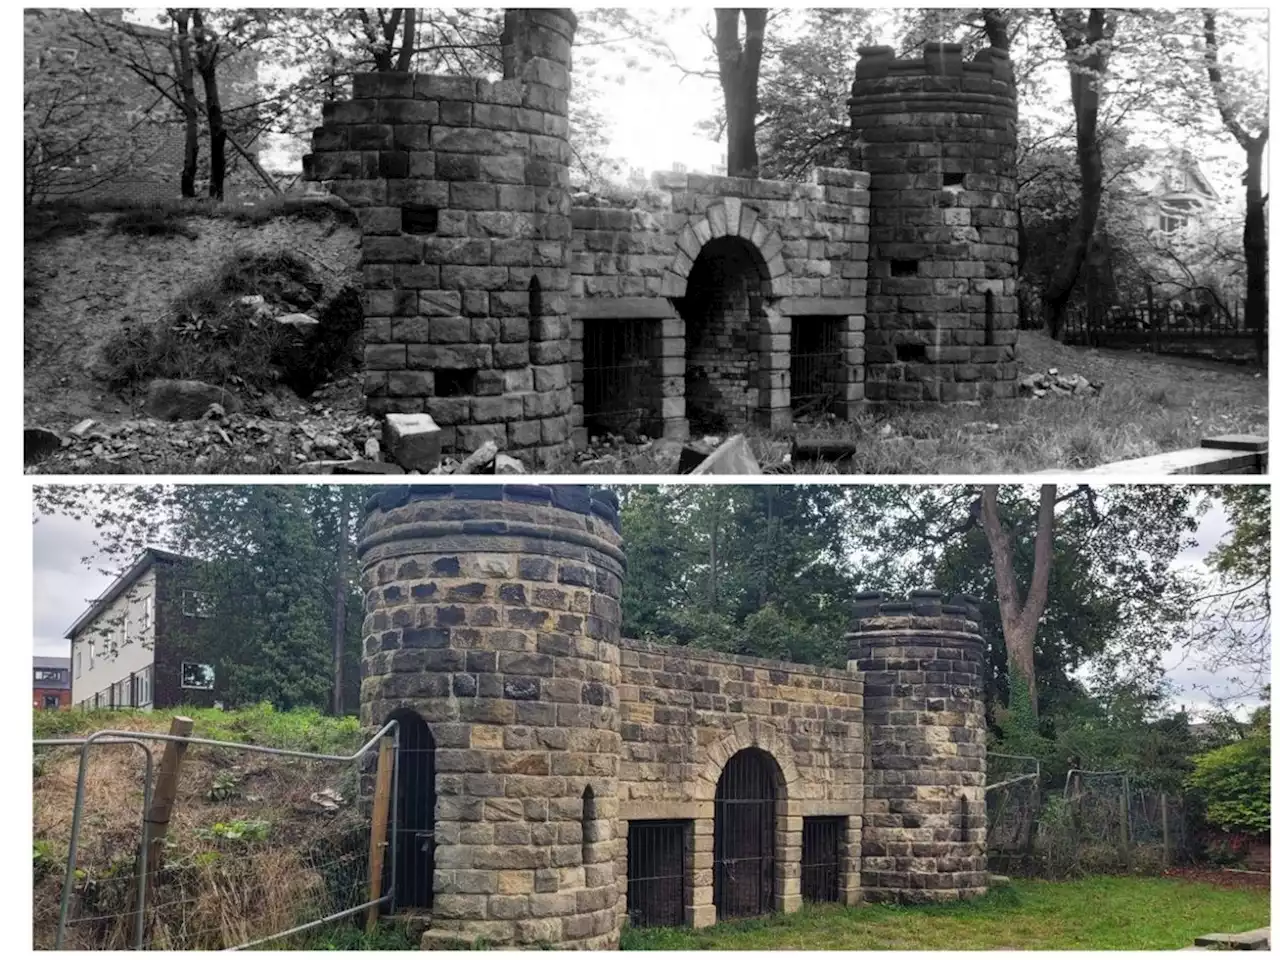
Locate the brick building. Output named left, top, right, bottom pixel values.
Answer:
left=307, top=10, right=1021, bottom=467
left=357, top=486, right=989, bottom=949
left=33, top=656, right=72, bottom=711
left=65, top=548, right=225, bottom=711
left=24, top=8, right=261, bottom=205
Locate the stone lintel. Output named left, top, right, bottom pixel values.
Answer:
left=569, top=296, right=677, bottom=320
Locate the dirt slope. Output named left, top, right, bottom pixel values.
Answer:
left=24, top=211, right=362, bottom=428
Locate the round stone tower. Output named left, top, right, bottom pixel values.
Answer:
left=358, top=485, right=624, bottom=949
left=309, top=10, right=577, bottom=469
left=849, top=42, right=1019, bottom=402
left=847, top=589, right=988, bottom=903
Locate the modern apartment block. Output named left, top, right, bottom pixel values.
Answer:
left=65, top=548, right=222, bottom=710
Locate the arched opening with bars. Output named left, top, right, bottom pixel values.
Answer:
left=385, top=709, right=436, bottom=912
left=713, top=747, right=779, bottom=920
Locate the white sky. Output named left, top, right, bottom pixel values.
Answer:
left=31, top=490, right=1268, bottom=721
left=120, top=5, right=1265, bottom=195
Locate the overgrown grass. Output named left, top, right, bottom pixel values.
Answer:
left=621, top=877, right=1270, bottom=950
left=759, top=333, right=1267, bottom=474
left=33, top=704, right=369, bottom=950
left=266, top=919, right=420, bottom=950
left=24, top=194, right=355, bottom=245
left=110, top=207, right=199, bottom=240
left=98, top=248, right=320, bottom=393
left=33, top=701, right=362, bottom=754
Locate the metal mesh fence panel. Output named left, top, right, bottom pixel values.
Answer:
left=34, top=725, right=395, bottom=951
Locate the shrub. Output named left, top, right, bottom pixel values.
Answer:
left=98, top=249, right=323, bottom=393
left=110, top=207, right=199, bottom=240
left=1186, top=733, right=1270, bottom=835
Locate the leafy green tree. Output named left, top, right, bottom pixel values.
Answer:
left=33, top=484, right=363, bottom=714
left=1187, top=724, right=1271, bottom=835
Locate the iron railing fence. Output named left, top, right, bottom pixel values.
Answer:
left=626, top=820, right=688, bottom=929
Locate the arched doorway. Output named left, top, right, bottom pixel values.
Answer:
left=385, top=710, right=436, bottom=912
left=676, top=236, right=772, bottom=433
left=713, top=748, right=778, bottom=920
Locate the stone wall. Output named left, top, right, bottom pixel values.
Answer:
left=356, top=486, right=991, bottom=948
left=570, top=170, right=871, bottom=440
left=616, top=639, right=865, bottom=926
left=849, top=42, right=1020, bottom=401
left=308, top=15, right=1024, bottom=461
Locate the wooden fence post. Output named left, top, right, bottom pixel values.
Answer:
left=1161, top=793, right=1172, bottom=867
left=366, top=734, right=395, bottom=933
left=136, top=716, right=194, bottom=937
left=1119, top=776, right=1132, bottom=870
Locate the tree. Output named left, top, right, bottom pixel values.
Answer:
left=171, top=10, right=200, bottom=198
left=714, top=8, right=768, bottom=178
left=979, top=485, right=1056, bottom=721
left=1191, top=485, right=1271, bottom=702
left=1042, top=8, right=1112, bottom=339
left=190, top=10, right=227, bottom=200
left=32, top=485, right=364, bottom=715
left=1203, top=9, right=1268, bottom=348
left=23, top=10, right=166, bottom=204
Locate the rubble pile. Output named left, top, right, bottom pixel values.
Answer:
left=1018, top=367, right=1101, bottom=398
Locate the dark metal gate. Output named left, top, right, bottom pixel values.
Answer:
left=790, top=316, right=842, bottom=416
left=713, top=749, right=776, bottom=920
left=626, top=820, right=687, bottom=928
left=582, top=319, right=659, bottom=437
left=801, top=817, right=842, bottom=903
left=387, top=710, right=435, bottom=912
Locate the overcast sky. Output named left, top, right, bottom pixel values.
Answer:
left=119, top=6, right=1264, bottom=195
left=31, top=487, right=1267, bottom=719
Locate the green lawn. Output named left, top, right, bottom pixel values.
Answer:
left=621, top=877, right=1271, bottom=951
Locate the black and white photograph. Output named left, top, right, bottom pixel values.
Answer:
left=20, top=5, right=1272, bottom=956
left=22, top=6, right=1268, bottom=476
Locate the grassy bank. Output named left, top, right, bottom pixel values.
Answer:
left=33, top=704, right=368, bottom=950
left=763, top=332, right=1268, bottom=474
left=621, top=877, right=1271, bottom=950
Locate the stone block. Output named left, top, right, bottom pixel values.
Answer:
left=382, top=413, right=442, bottom=471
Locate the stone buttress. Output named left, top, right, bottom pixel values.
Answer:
left=848, top=589, right=988, bottom=902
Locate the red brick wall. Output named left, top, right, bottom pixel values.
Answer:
left=33, top=688, right=71, bottom=710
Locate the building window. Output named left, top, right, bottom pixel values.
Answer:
left=139, top=595, right=154, bottom=633
left=1159, top=213, right=1186, bottom=234
left=181, top=662, right=215, bottom=690
left=137, top=666, right=153, bottom=707
left=88, top=642, right=94, bottom=670
left=34, top=668, right=65, bottom=683
left=182, top=590, right=214, bottom=618
left=75, top=651, right=82, bottom=678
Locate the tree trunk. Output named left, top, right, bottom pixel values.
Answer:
left=1043, top=9, right=1109, bottom=340
left=1204, top=11, right=1269, bottom=355
left=979, top=485, right=1057, bottom=720
left=171, top=10, right=200, bottom=199
left=394, top=7, right=416, bottom=71
left=1242, top=140, right=1267, bottom=356
left=331, top=492, right=350, bottom=716
left=192, top=10, right=225, bottom=201
left=714, top=8, right=767, bottom=178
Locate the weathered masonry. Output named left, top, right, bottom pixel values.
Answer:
left=358, top=486, right=989, bottom=949
left=307, top=7, right=1020, bottom=465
